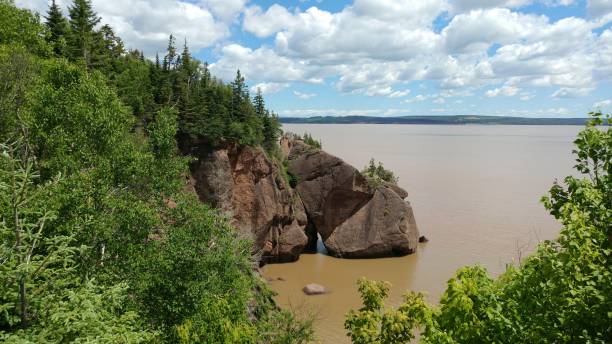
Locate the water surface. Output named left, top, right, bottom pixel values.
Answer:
left=263, top=124, right=581, bottom=343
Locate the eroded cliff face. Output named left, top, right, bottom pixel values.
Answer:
left=190, top=137, right=420, bottom=264
left=284, top=138, right=420, bottom=258
left=190, top=144, right=308, bottom=264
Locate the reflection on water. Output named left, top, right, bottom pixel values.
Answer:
left=263, top=124, right=581, bottom=343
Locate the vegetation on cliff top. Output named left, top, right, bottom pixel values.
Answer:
left=0, top=0, right=312, bottom=342
left=361, top=159, right=398, bottom=186
left=346, top=112, right=611, bottom=343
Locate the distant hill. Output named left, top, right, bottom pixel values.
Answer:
left=280, top=115, right=590, bottom=125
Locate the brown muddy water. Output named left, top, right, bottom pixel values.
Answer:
left=262, top=124, right=582, bottom=343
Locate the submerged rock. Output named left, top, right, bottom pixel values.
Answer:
left=302, top=283, right=327, bottom=295
left=284, top=138, right=420, bottom=258
left=190, top=144, right=308, bottom=264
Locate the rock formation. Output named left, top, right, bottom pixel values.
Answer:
left=284, top=138, right=420, bottom=258
left=189, top=137, right=420, bottom=264
left=190, top=144, right=308, bottom=264
left=302, top=283, right=327, bottom=295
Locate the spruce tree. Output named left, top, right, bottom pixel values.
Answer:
left=162, top=34, right=176, bottom=71
left=230, top=69, right=246, bottom=120
left=45, top=0, right=68, bottom=57
left=67, top=0, right=101, bottom=68
left=254, top=87, right=265, bottom=118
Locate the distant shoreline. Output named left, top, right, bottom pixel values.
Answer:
left=280, top=115, right=590, bottom=126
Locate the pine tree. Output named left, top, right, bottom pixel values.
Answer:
left=94, top=24, right=124, bottom=73
left=67, top=0, right=101, bottom=68
left=163, top=34, right=176, bottom=71
left=45, top=0, right=68, bottom=57
left=254, top=87, right=265, bottom=118
left=230, top=69, right=246, bottom=120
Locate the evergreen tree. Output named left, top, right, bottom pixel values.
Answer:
left=67, top=0, right=101, bottom=68
left=230, top=69, right=246, bottom=120
left=163, top=34, right=176, bottom=71
left=254, top=87, right=265, bottom=118
left=45, top=0, right=68, bottom=57
left=94, top=24, right=124, bottom=73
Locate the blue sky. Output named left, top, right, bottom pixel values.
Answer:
left=17, top=0, right=612, bottom=117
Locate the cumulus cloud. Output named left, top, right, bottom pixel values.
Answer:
left=200, top=0, right=248, bottom=22
left=593, top=99, right=612, bottom=108
left=486, top=85, right=519, bottom=97
left=209, top=44, right=324, bottom=83
left=587, top=0, right=612, bottom=18
left=293, top=91, right=317, bottom=100
left=250, top=82, right=289, bottom=94
left=16, top=0, right=230, bottom=57
left=16, top=0, right=611, bottom=110
left=404, top=94, right=428, bottom=103
left=279, top=108, right=412, bottom=117
left=243, top=4, right=294, bottom=37
left=451, top=0, right=533, bottom=13
left=388, top=90, right=411, bottom=98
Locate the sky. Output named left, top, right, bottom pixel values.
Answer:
left=16, top=0, right=612, bottom=118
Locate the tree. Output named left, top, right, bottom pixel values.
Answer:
left=262, top=111, right=281, bottom=151
left=0, top=141, right=155, bottom=343
left=361, top=159, right=398, bottom=185
left=163, top=34, right=177, bottom=71
left=254, top=88, right=265, bottom=118
left=231, top=69, right=246, bottom=120
left=94, top=24, right=124, bottom=72
left=45, top=0, right=68, bottom=57
left=67, top=0, right=101, bottom=67
left=0, top=0, right=50, bottom=56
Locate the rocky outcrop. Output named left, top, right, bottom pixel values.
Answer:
left=189, top=137, right=420, bottom=263
left=190, top=144, right=308, bottom=264
left=284, top=138, right=419, bottom=258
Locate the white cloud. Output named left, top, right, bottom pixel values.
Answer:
left=442, top=9, right=547, bottom=54
left=404, top=94, right=428, bottom=103
left=293, top=91, right=317, bottom=99
left=279, top=108, right=412, bottom=117
left=16, top=0, right=611, bottom=107
left=451, top=0, right=533, bottom=13
left=486, top=85, right=519, bottom=97
left=593, top=99, right=612, bottom=108
left=200, top=0, right=248, bottom=22
left=250, top=82, right=289, bottom=94
left=388, top=89, right=411, bottom=98
left=243, top=4, right=294, bottom=38
left=587, top=0, right=612, bottom=18
left=551, top=87, right=593, bottom=98
left=16, top=0, right=230, bottom=57
left=210, top=44, right=324, bottom=83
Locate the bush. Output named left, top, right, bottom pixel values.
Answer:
left=361, top=159, right=398, bottom=185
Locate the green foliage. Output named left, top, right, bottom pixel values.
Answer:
left=27, top=59, right=134, bottom=180
left=346, top=279, right=426, bottom=344
left=0, top=141, right=154, bottom=343
left=0, top=0, right=50, bottom=56
left=67, top=0, right=100, bottom=68
left=126, top=194, right=256, bottom=342
left=0, top=2, right=311, bottom=343
left=362, top=159, right=398, bottom=185
left=289, top=132, right=322, bottom=149
left=45, top=0, right=68, bottom=57
left=346, top=112, right=612, bottom=344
